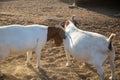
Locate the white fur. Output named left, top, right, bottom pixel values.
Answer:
left=0, top=24, right=48, bottom=73
left=63, top=20, right=115, bottom=80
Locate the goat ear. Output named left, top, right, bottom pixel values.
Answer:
left=71, top=15, right=77, bottom=21
left=71, top=15, right=80, bottom=27
left=59, top=29, right=66, bottom=39
left=58, top=21, right=65, bottom=28
left=65, top=20, right=70, bottom=28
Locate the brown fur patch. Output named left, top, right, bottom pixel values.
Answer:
left=60, top=18, right=80, bottom=29
left=47, top=26, right=65, bottom=46
left=65, top=19, right=70, bottom=28
left=59, top=19, right=70, bottom=29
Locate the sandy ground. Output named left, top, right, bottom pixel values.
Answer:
left=0, top=0, right=120, bottom=80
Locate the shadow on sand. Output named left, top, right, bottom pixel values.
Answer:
left=60, top=0, right=120, bottom=18
left=27, top=65, right=53, bottom=80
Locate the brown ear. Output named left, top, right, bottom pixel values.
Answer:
left=60, top=21, right=65, bottom=28
left=71, top=15, right=80, bottom=27
left=59, top=28, right=66, bottom=39
left=65, top=19, right=70, bottom=28
left=71, top=15, right=77, bottom=21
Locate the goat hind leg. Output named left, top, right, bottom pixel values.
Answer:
left=0, top=71, right=3, bottom=78
left=0, top=50, right=9, bottom=77
left=95, top=65, right=105, bottom=80
left=109, top=51, right=115, bottom=80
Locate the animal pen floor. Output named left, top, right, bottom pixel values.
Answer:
left=0, top=0, right=120, bottom=80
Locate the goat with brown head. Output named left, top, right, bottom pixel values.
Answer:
left=60, top=15, right=80, bottom=29
left=47, top=26, right=66, bottom=46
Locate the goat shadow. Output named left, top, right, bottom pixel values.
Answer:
left=0, top=74, right=19, bottom=80
left=27, top=65, right=53, bottom=80
left=60, top=0, right=120, bottom=18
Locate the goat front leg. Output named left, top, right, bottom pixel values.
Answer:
left=35, top=46, right=43, bottom=70
left=26, top=51, right=32, bottom=66
left=65, top=49, right=71, bottom=67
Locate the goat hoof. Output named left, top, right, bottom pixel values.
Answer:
left=0, top=72, right=3, bottom=78
left=109, top=76, right=114, bottom=80
left=25, top=62, right=31, bottom=66
left=109, top=76, right=112, bottom=80
left=66, top=63, right=71, bottom=67
left=36, top=65, right=43, bottom=70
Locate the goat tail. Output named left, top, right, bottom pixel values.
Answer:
left=107, top=33, right=116, bottom=51
left=107, top=33, right=116, bottom=79
left=108, top=33, right=116, bottom=42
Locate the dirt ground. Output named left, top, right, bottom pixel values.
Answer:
left=0, top=0, right=120, bottom=80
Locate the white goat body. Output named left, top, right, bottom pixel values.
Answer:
left=63, top=20, right=115, bottom=80
left=0, top=24, right=66, bottom=77
left=0, top=24, right=48, bottom=77
left=0, top=25, right=47, bottom=60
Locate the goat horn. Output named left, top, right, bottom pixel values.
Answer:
left=71, top=15, right=77, bottom=21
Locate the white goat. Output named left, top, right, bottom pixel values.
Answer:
left=60, top=18, right=116, bottom=80
left=0, top=24, right=66, bottom=77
